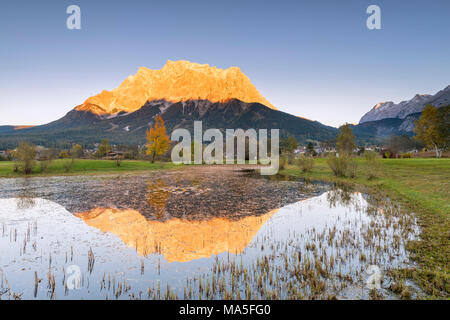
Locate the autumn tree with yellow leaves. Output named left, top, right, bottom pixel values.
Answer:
left=146, top=115, right=171, bottom=163
left=414, top=105, right=449, bottom=158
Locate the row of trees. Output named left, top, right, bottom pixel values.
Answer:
left=278, top=124, right=368, bottom=178
left=7, top=104, right=449, bottom=175
left=13, top=143, right=83, bottom=174
left=9, top=116, right=171, bottom=175
left=382, top=105, right=449, bottom=158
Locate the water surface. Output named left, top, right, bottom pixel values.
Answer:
left=0, top=167, right=419, bottom=299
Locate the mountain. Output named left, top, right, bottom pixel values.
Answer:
left=0, top=99, right=337, bottom=148
left=0, top=126, right=16, bottom=134
left=76, top=207, right=278, bottom=262
left=0, top=61, right=337, bottom=149
left=0, top=126, right=35, bottom=134
left=351, top=85, right=450, bottom=143
left=75, top=60, right=276, bottom=115
left=350, top=112, right=422, bottom=144
left=359, top=85, right=450, bottom=123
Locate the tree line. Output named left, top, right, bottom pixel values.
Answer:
left=6, top=105, right=449, bottom=175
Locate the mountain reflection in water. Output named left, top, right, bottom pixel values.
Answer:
left=75, top=207, right=278, bottom=262
left=0, top=180, right=420, bottom=299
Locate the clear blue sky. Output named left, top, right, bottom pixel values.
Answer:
left=0, top=0, right=449, bottom=127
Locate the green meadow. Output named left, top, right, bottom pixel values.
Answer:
left=282, top=158, right=449, bottom=217
left=0, top=159, right=179, bottom=178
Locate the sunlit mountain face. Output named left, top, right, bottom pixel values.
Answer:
left=75, top=207, right=278, bottom=263
left=75, top=60, right=276, bottom=115
left=0, top=60, right=338, bottom=148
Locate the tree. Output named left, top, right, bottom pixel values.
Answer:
left=146, top=179, right=170, bottom=220
left=306, top=142, right=315, bottom=155
left=146, top=115, right=170, bottom=163
left=39, top=148, right=55, bottom=173
left=414, top=105, right=449, bottom=157
left=336, top=124, right=356, bottom=156
left=95, top=139, right=111, bottom=158
left=357, top=146, right=365, bottom=156
left=440, top=105, right=450, bottom=150
left=384, top=135, right=423, bottom=157
left=61, top=144, right=80, bottom=173
left=364, top=151, right=382, bottom=179
left=13, top=142, right=37, bottom=175
left=281, top=136, right=299, bottom=154
left=59, top=151, right=70, bottom=159
left=71, top=144, right=83, bottom=158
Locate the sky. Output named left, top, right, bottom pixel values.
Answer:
left=0, top=0, right=449, bottom=127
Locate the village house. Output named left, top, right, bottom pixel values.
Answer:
left=104, top=151, right=125, bottom=160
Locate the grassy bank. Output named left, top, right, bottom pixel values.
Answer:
left=282, top=158, right=450, bottom=298
left=0, top=159, right=179, bottom=178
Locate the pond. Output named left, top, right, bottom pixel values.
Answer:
left=0, top=166, right=419, bottom=299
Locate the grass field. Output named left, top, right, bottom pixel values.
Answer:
left=282, top=158, right=450, bottom=298
left=0, top=159, right=179, bottom=178
left=282, top=158, right=450, bottom=216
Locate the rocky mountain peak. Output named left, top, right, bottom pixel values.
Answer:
left=359, top=85, right=450, bottom=123
left=75, top=60, right=276, bottom=115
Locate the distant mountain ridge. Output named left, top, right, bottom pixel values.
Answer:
left=350, top=112, right=422, bottom=143
left=0, top=99, right=337, bottom=149
left=359, top=85, right=450, bottom=123
left=0, top=126, right=35, bottom=134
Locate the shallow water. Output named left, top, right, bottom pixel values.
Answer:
left=0, top=167, right=419, bottom=299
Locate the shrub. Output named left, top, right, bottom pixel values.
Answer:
left=62, top=158, right=74, bottom=173
left=381, top=149, right=396, bottom=158
left=401, top=153, right=412, bottom=158
left=287, top=153, right=295, bottom=165
left=327, top=153, right=348, bottom=177
left=347, top=157, right=358, bottom=178
left=13, top=142, right=37, bottom=175
left=39, top=160, right=51, bottom=173
left=115, top=156, right=123, bottom=167
left=39, top=149, right=54, bottom=173
left=59, top=151, right=70, bottom=159
left=364, top=151, right=382, bottom=179
left=327, top=153, right=358, bottom=178
left=279, top=154, right=288, bottom=170
left=295, top=155, right=314, bottom=172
